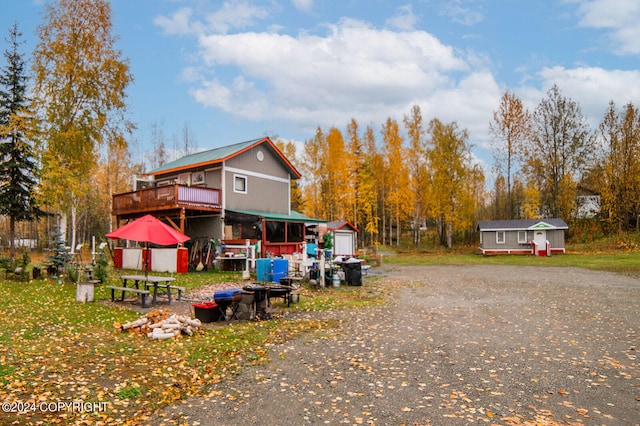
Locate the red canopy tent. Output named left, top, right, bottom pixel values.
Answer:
left=106, top=214, right=190, bottom=246
left=106, top=215, right=190, bottom=274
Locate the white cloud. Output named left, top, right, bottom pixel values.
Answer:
left=183, top=15, right=507, bottom=150
left=291, top=0, right=314, bottom=13
left=536, top=66, right=640, bottom=125
left=570, top=0, right=640, bottom=54
left=438, top=0, right=484, bottom=26
left=386, top=4, right=419, bottom=31
left=159, top=1, right=639, bottom=167
left=203, top=0, right=269, bottom=34
left=153, top=7, right=196, bottom=35
left=154, top=1, right=269, bottom=36
left=194, top=18, right=470, bottom=122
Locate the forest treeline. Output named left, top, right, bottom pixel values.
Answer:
left=1, top=0, right=640, bottom=256
left=292, top=85, right=640, bottom=248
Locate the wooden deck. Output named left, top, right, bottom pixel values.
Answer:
left=112, top=184, right=222, bottom=216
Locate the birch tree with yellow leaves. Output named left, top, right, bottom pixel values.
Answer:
left=345, top=119, right=362, bottom=230
left=404, top=105, right=429, bottom=245
left=381, top=117, right=411, bottom=245
left=359, top=125, right=381, bottom=246
left=325, top=127, right=348, bottom=221
left=301, top=127, right=327, bottom=220
left=276, top=138, right=304, bottom=213
left=489, top=91, right=531, bottom=219
left=598, top=101, right=640, bottom=231
left=32, top=0, right=133, bottom=249
left=428, top=118, right=482, bottom=248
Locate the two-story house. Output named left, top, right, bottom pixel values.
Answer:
left=112, top=137, right=322, bottom=261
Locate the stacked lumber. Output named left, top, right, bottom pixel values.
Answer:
left=115, top=309, right=202, bottom=340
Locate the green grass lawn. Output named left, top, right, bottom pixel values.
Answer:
left=1, top=248, right=639, bottom=424
left=0, top=268, right=379, bottom=424
left=382, top=247, right=640, bottom=275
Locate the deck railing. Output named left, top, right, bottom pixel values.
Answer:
left=112, top=184, right=222, bottom=215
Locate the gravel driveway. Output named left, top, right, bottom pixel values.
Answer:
left=150, top=265, right=639, bottom=425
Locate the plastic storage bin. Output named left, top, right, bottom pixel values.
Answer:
left=193, top=302, right=223, bottom=323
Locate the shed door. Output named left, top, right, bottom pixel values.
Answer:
left=534, top=231, right=547, bottom=254
left=334, top=232, right=354, bottom=256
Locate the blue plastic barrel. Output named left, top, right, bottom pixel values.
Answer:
left=271, top=258, right=289, bottom=283
left=256, top=258, right=271, bottom=282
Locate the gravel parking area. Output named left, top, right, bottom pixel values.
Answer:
left=150, top=265, right=639, bottom=425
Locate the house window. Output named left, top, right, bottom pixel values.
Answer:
left=234, top=175, right=247, bottom=194
left=496, top=231, right=506, bottom=244
left=192, top=172, right=205, bottom=185
left=178, top=173, right=190, bottom=185
left=517, top=231, right=528, bottom=244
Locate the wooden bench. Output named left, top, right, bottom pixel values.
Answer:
left=107, top=286, right=150, bottom=308
left=169, top=286, right=185, bottom=301
left=143, top=283, right=186, bottom=304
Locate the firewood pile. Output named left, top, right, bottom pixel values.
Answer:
left=114, top=309, right=202, bottom=340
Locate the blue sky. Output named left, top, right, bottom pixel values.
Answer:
left=2, top=0, right=640, bottom=175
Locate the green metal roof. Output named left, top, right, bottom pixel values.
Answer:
left=226, top=208, right=326, bottom=223
left=149, top=138, right=261, bottom=175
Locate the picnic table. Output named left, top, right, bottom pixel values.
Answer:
left=107, top=274, right=183, bottom=307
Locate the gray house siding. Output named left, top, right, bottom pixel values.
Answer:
left=226, top=145, right=290, bottom=180
left=224, top=146, right=290, bottom=214
left=223, top=171, right=289, bottom=214
left=116, top=137, right=309, bottom=251
left=546, top=230, right=565, bottom=247
left=480, top=229, right=565, bottom=250
left=205, top=167, right=221, bottom=188
left=478, top=219, right=568, bottom=255
left=480, top=230, right=529, bottom=251
left=150, top=142, right=292, bottom=214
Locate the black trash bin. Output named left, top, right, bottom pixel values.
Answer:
left=342, top=261, right=362, bottom=286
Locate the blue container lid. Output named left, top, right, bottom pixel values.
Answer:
left=214, top=288, right=241, bottom=300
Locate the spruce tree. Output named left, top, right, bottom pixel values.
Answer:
left=0, top=23, right=44, bottom=259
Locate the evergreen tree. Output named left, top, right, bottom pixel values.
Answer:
left=0, top=23, right=44, bottom=259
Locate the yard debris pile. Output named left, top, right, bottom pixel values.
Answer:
left=115, top=309, right=202, bottom=340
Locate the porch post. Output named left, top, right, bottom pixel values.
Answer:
left=261, top=219, right=266, bottom=258
left=180, top=208, right=186, bottom=234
